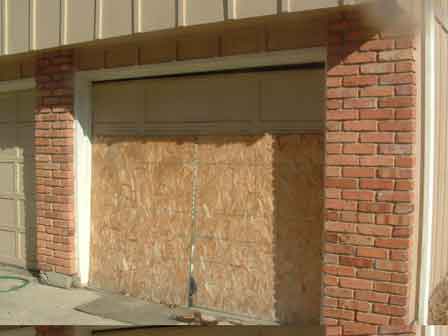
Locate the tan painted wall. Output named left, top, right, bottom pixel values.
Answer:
left=0, top=0, right=341, bottom=56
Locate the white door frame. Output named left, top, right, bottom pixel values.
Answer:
left=73, top=47, right=327, bottom=285
left=418, top=0, right=436, bottom=328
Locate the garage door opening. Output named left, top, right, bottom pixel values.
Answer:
left=89, top=67, right=325, bottom=324
left=0, top=90, right=36, bottom=269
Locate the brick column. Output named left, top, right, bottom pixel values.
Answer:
left=323, top=9, right=417, bottom=336
left=35, top=50, right=76, bottom=275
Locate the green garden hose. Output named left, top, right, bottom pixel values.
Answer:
left=0, top=276, right=30, bottom=293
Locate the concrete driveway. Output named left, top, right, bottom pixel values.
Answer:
left=0, top=266, right=127, bottom=326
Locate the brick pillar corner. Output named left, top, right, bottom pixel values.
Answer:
left=323, top=7, right=418, bottom=336
left=35, top=49, right=76, bottom=276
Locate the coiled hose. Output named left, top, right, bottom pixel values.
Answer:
left=0, top=276, right=30, bottom=293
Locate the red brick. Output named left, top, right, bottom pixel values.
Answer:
left=344, top=120, right=377, bottom=131
left=361, top=86, right=394, bottom=97
left=344, top=143, right=377, bottom=155
left=392, top=227, right=412, bottom=238
left=395, top=61, right=416, bottom=73
left=340, top=256, right=374, bottom=268
left=327, top=155, right=359, bottom=166
left=341, top=211, right=375, bottom=224
left=379, top=144, right=412, bottom=155
left=342, top=322, right=378, bottom=336
left=326, top=199, right=358, bottom=211
left=357, top=269, right=391, bottom=282
left=338, top=299, right=370, bottom=313
left=375, top=239, right=410, bottom=249
left=378, top=120, right=415, bottom=131
left=355, top=290, right=389, bottom=303
left=377, top=191, right=413, bottom=202
left=340, top=277, right=373, bottom=290
left=343, top=190, right=375, bottom=201
left=343, top=167, right=376, bottom=178
left=379, top=49, right=415, bottom=61
left=360, top=179, right=394, bottom=190
left=328, top=64, right=360, bottom=76
left=395, top=156, right=415, bottom=168
left=361, top=63, right=394, bottom=74
left=325, top=242, right=355, bottom=254
left=379, top=96, right=416, bottom=108
left=360, top=132, right=394, bottom=143
left=376, top=214, right=412, bottom=226
left=344, top=98, right=377, bottom=109
left=323, top=307, right=355, bottom=321
left=327, top=132, right=359, bottom=143
left=327, top=110, right=359, bottom=121
left=374, top=282, right=408, bottom=296
left=324, top=264, right=357, bottom=277
left=396, top=133, right=415, bottom=144
left=339, top=234, right=375, bottom=247
left=389, top=295, right=408, bottom=307
left=360, top=39, right=395, bottom=51
left=325, top=286, right=355, bottom=299
left=326, top=177, right=358, bottom=189
left=360, top=156, right=394, bottom=167
left=358, top=202, right=393, bottom=213
left=356, top=312, right=390, bottom=325
left=328, top=88, right=359, bottom=99
left=344, top=52, right=377, bottom=64
left=395, top=84, right=417, bottom=96
left=324, top=297, right=339, bottom=307
left=343, top=75, right=378, bottom=87
left=356, top=225, right=392, bottom=237
left=356, top=247, right=388, bottom=259
left=327, top=144, right=343, bottom=154
left=328, top=77, right=343, bottom=88
left=376, top=260, right=408, bottom=273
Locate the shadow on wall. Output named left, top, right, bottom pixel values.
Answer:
left=89, top=133, right=324, bottom=325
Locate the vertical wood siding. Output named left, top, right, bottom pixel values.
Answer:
left=0, top=0, right=341, bottom=56
left=430, top=11, right=448, bottom=293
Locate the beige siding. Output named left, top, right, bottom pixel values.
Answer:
left=96, top=0, right=133, bottom=39
left=135, top=0, right=176, bottom=33
left=0, top=0, right=341, bottom=55
left=31, top=0, right=61, bottom=50
left=430, top=20, right=448, bottom=293
left=287, top=0, right=339, bottom=12
left=232, top=0, right=277, bottom=19
left=4, top=0, right=29, bottom=54
left=62, top=0, right=95, bottom=45
left=182, top=0, right=225, bottom=26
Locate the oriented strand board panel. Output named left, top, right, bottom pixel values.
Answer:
left=233, top=0, right=278, bottom=19
left=62, top=0, right=95, bottom=45
left=136, top=0, right=176, bottom=32
left=90, top=136, right=196, bottom=305
left=32, top=0, right=61, bottom=50
left=4, top=0, right=29, bottom=54
left=182, top=0, right=225, bottom=26
left=192, top=134, right=323, bottom=323
left=97, top=0, right=133, bottom=39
